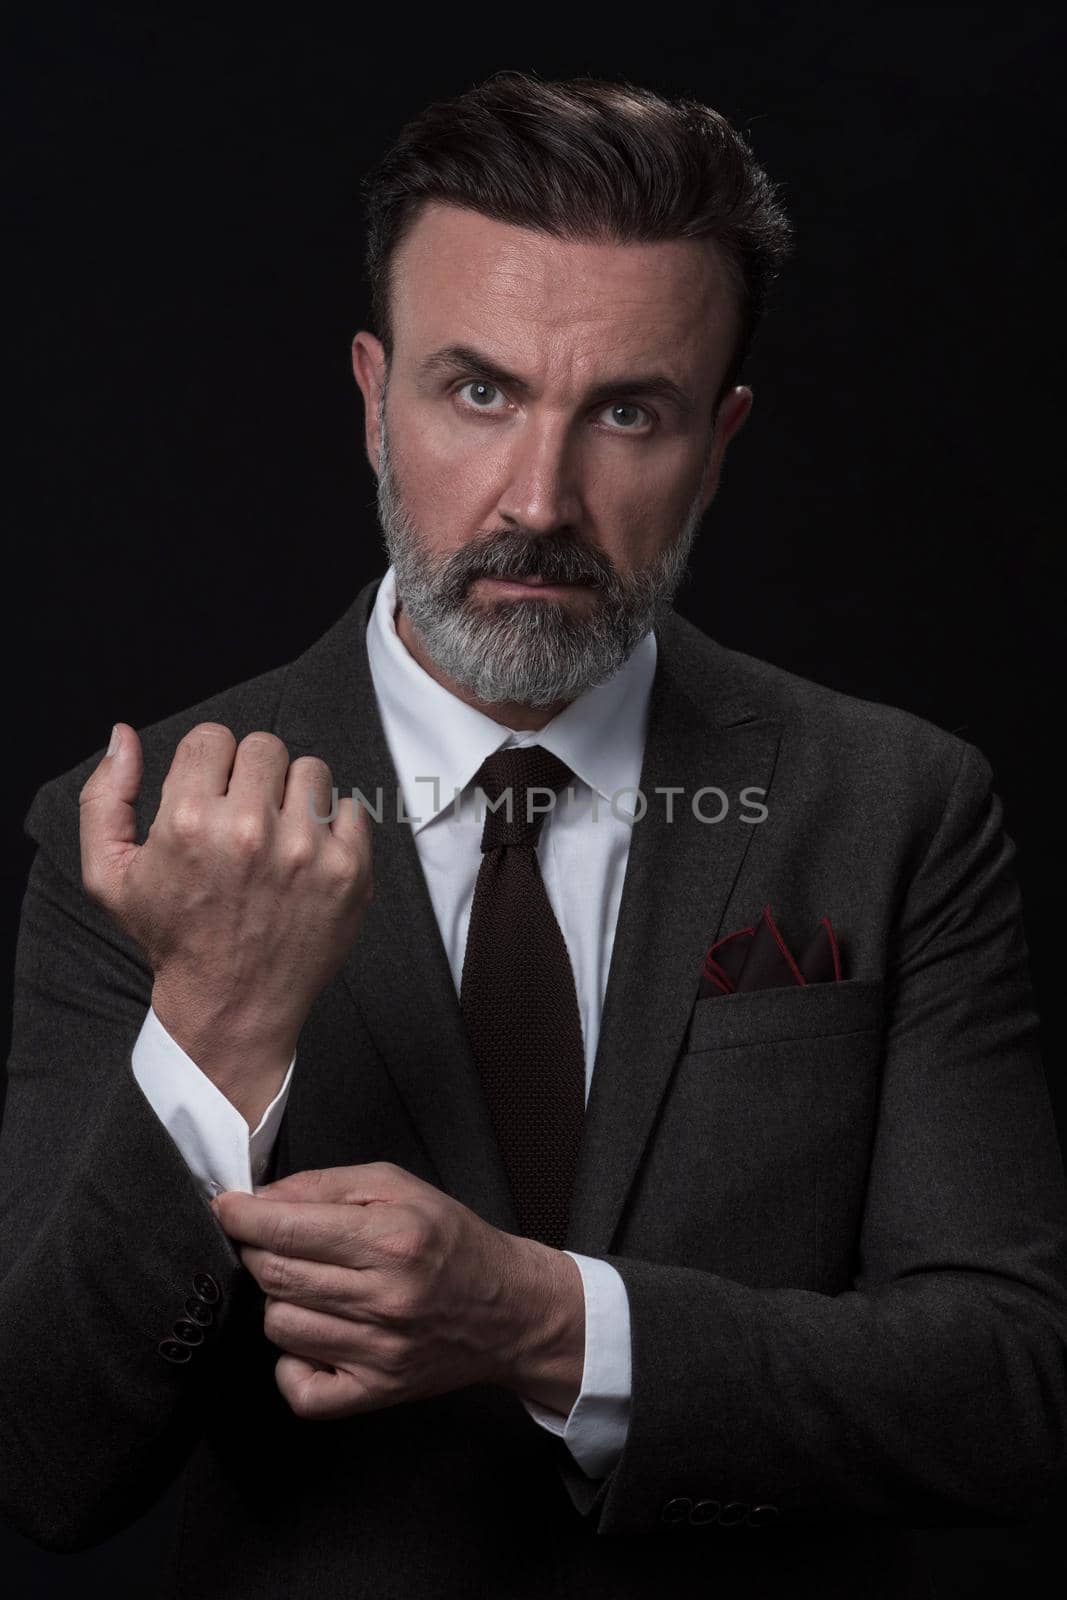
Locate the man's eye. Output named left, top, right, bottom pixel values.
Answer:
left=598, top=402, right=652, bottom=431
left=456, top=380, right=504, bottom=410
left=454, top=381, right=652, bottom=431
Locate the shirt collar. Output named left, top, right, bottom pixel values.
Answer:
left=365, top=563, right=657, bottom=832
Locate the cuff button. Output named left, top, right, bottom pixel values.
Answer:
left=661, top=1497, right=692, bottom=1524
left=718, top=1501, right=749, bottom=1526
left=192, top=1271, right=221, bottom=1304
left=184, top=1297, right=214, bottom=1326
left=689, top=1499, right=720, bottom=1525
left=158, top=1338, right=192, bottom=1364
left=746, top=1504, right=780, bottom=1527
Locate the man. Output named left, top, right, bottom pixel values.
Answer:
left=2, top=69, right=1065, bottom=1600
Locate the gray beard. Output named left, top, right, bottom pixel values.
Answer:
left=374, top=401, right=709, bottom=708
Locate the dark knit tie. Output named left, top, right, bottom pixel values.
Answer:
left=459, top=744, right=586, bottom=1250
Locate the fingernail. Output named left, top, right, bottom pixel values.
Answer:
left=107, top=724, right=121, bottom=757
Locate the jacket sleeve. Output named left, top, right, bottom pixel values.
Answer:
left=545, top=740, right=1067, bottom=1537
left=0, top=770, right=271, bottom=1553
left=137, top=977, right=632, bottom=1480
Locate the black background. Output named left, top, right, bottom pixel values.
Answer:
left=4, top=5, right=1065, bottom=1593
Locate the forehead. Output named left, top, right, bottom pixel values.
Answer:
left=389, top=200, right=738, bottom=377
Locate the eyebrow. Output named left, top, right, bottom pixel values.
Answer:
left=416, top=342, right=696, bottom=418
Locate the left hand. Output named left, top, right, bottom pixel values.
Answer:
left=211, top=1162, right=549, bottom=1420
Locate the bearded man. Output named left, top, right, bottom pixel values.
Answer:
left=3, top=69, right=1065, bottom=1600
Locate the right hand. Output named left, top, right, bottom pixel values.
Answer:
left=79, top=721, right=374, bottom=1119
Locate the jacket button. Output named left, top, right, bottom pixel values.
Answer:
left=184, top=1296, right=214, bottom=1326
left=192, top=1271, right=220, bottom=1305
left=158, top=1338, right=192, bottom=1364
left=746, top=1504, right=780, bottom=1527
left=718, top=1501, right=749, bottom=1526
left=172, top=1319, right=204, bottom=1346
left=660, top=1496, right=692, bottom=1524
left=689, top=1499, right=720, bottom=1525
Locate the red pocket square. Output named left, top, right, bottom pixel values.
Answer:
left=699, top=905, right=842, bottom=996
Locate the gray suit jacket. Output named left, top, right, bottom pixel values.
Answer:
left=3, top=573, right=1066, bottom=1598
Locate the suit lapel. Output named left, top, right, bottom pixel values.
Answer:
left=563, top=625, right=783, bottom=1254
left=274, top=577, right=783, bottom=1249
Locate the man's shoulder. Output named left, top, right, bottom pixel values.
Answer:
left=664, top=609, right=990, bottom=801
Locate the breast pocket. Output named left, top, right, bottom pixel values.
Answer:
left=682, top=975, right=886, bottom=1054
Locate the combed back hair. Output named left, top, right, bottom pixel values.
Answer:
left=359, top=69, right=794, bottom=409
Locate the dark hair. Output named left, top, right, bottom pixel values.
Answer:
left=359, top=69, right=794, bottom=410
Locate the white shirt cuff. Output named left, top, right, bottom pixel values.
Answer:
left=520, top=1251, right=632, bottom=1479
left=130, top=1006, right=294, bottom=1198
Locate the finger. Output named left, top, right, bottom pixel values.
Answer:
left=280, top=755, right=335, bottom=830
left=240, top=1245, right=366, bottom=1318
left=213, top=1192, right=369, bottom=1267
left=274, top=1353, right=378, bottom=1421
left=159, top=723, right=237, bottom=810
left=264, top=1298, right=380, bottom=1368
left=79, top=722, right=144, bottom=907
left=329, top=792, right=374, bottom=865
left=225, top=731, right=290, bottom=811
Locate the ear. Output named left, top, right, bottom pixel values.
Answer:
left=699, top=386, right=754, bottom=514
left=351, top=331, right=388, bottom=476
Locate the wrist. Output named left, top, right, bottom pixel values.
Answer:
left=504, top=1237, right=586, bottom=1415
left=151, top=982, right=295, bottom=1129
left=152, top=979, right=295, bottom=1063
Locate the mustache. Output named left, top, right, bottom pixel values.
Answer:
left=439, top=531, right=616, bottom=595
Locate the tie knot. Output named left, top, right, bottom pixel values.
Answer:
left=470, top=744, right=576, bottom=850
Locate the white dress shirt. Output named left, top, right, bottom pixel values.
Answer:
left=131, top=562, right=656, bottom=1480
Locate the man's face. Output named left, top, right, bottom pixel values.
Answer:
left=352, top=200, right=752, bottom=710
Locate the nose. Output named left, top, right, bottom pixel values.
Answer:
left=494, top=419, right=584, bottom=535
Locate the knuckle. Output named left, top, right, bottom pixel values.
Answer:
left=168, top=801, right=204, bottom=841
left=378, top=1335, right=411, bottom=1377
left=385, top=1229, right=425, bottom=1272
left=261, top=1253, right=297, bottom=1295
left=279, top=833, right=315, bottom=873
left=342, top=857, right=374, bottom=900
left=230, top=810, right=268, bottom=853
left=323, top=849, right=371, bottom=902
left=323, top=853, right=357, bottom=892
left=378, top=1289, right=416, bottom=1329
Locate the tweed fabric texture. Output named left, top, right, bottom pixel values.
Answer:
left=459, top=744, right=585, bottom=1249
